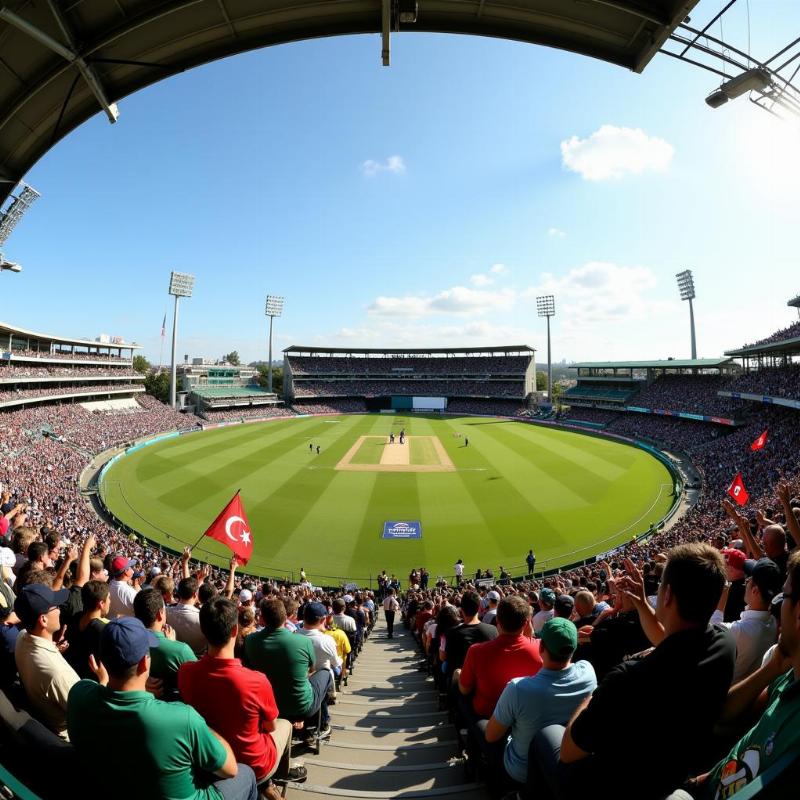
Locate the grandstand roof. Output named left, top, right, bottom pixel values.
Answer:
left=0, top=0, right=696, bottom=205
left=725, top=337, right=800, bottom=358
left=0, top=321, right=139, bottom=349
left=572, top=358, right=733, bottom=369
left=285, top=345, right=535, bottom=356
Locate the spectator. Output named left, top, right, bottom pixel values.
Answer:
left=68, top=617, right=256, bottom=800
left=235, top=606, right=256, bottom=660
left=331, top=597, right=356, bottom=635
left=244, top=598, right=332, bottom=739
left=694, top=550, right=800, bottom=798
left=167, top=576, right=206, bottom=656
left=485, top=618, right=597, bottom=785
left=443, top=591, right=498, bottom=684
left=533, top=588, right=555, bottom=635
left=179, top=598, right=303, bottom=794
left=553, top=594, right=574, bottom=620
left=544, top=544, right=735, bottom=800
left=107, top=554, right=138, bottom=617
left=65, top=579, right=109, bottom=679
left=15, top=540, right=52, bottom=590
left=712, top=558, right=781, bottom=683
left=482, top=591, right=500, bottom=626
left=456, top=596, right=543, bottom=723
left=13, top=583, right=79, bottom=739
left=297, top=601, right=342, bottom=676
left=134, top=587, right=196, bottom=701
left=383, top=588, right=399, bottom=639
left=722, top=547, right=748, bottom=622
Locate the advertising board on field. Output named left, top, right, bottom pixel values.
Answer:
left=382, top=521, right=422, bottom=539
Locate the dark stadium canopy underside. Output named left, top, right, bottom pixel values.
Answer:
left=285, top=344, right=534, bottom=355
left=571, top=358, right=733, bottom=370
left=0, top=0, right=697, bottom=204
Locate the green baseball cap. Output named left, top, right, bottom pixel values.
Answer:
left=540, top=617, right=578, bottom=659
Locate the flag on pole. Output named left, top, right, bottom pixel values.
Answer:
left=161, top=313, right=167, bottom=337
left=727, top=473, right=750, bottom=507
left=201, top=491, right=253, bottom=564
left=750, top=430, right=768, bottom=452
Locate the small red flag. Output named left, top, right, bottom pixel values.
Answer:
left=727, top=473, right=750, bottom=507
left=750, top=430, right=768, bottom=452
left=202, top=491, right=253, bottom=564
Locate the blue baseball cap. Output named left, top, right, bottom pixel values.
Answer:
left=303, top=602, right=328, bottom=623
left=14, top=584, right=69, bottom=627
left=100, top=617, right=160, bottom=675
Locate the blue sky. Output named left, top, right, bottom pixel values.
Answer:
left=5, top=1, right=800, bottom=364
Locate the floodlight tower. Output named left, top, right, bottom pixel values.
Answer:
left=265, top=295, right=284, bottom=393
left=536, top=295, right=556, bottom=400
left=168, top=271, right=195, bottom=408
left=676, top=270, right=697, bottom=360
left=0, top=182, right=40, bottom=272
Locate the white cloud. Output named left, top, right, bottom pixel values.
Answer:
left=548, top=227, right=566, bottom=238
left=367, top=285, right=515, bottom=318
left=360, top=155, right=407, bottom=177
left=470, top=273, right=493, bottom=287
left=560, top=125, right=674, bottom=181
left=489, top=263, right=508, bottom=275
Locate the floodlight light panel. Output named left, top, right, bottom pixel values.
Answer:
left=169, top=271, right=195, bottom=297
left=265, top=295, right=284, bottom=317
left=536, top=294, right=555, bottom=317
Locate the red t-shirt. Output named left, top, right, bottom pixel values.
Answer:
left=459, top=633, right=543, bottom=719
left=178, top=656, right=279, bottom=780
left=416, top=610, right=434, bottom=635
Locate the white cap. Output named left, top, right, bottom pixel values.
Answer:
left=343, top=594, right=354, bottom=603
left=487, top=590, right=501, bottom=601
left=239, top=589, right=253, bottom=603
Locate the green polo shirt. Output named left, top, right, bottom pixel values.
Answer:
left=150, top=630, right=197, bottom=699
left=67, top=680, right=226, bottom=800
left=243, top=627, right=314, bottom=719
left=708, top=670, right=800, bottom=798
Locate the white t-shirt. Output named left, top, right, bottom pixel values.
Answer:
left=454, top=563, right=464, bottom=577
left=298, top=627, right=342, bottom=671
left=383, top=596, right=399, bottom=612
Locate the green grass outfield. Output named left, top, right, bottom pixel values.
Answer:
left=100, top=414, right=676, bottom=585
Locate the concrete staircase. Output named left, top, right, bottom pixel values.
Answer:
left=286, top=619, right=488, bottom=800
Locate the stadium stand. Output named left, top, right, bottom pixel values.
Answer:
left=284, top=346, right=536, bottom=415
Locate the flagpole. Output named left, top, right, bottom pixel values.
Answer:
left=158, top=311, right=166, bottom=372
left=189, top=489, right=242, bottom=554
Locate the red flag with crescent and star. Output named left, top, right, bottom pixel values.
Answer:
left=750, top=430, right=768, bottom=452
left=727, top=473, right=750, bottom=507
left=202, top=491, right=253, bottom=564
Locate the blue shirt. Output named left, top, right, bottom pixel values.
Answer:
left=493, top=660, right=597, bottom=783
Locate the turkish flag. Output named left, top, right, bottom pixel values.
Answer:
left=727, top=473, right=750, bottom=507
left=750, top=430, right=768, bottom=452
left=202, top=491, right=253, bottom=564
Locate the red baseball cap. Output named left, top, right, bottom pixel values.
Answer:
left=111, top=556, right=137, bottom=577
left=722, top=547, right=747, bottom=571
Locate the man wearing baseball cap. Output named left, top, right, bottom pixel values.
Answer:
left=108, top=554, right=139, bottom=618
left=482, top=591, right=501, bottom=626
left=712, top=557, right=782, bottom=682
left=485, top=618, right=597, bottom=785
left=68, top=616, right=257, bottom=799
left=14, top=583, right=79, bottom=739
left=721, top=547, right=748, bottom=622
left=533, top=588, right=556, bottom=635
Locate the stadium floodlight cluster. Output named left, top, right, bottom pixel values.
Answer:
left=168, top=271, right=196, bottom=298
left=265, top=295, right=285, bottom=393
left=536, top=295, right=556, bottom=401
left=676, top=270, right=698, bottom=359
left=0, top=182, right=40, bottom=274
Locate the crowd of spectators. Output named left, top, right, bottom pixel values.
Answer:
left=6, top=349, right=130, bottom=362
left=726, top=363, right=800, bottom=399
left=0, top=383, right=143, bottom=404
left=287, top=355, right=531, bottom=377
left=0, top=365, right=139, bottom=379
left=290, top=399, right=367, bottom=414
left=200, top=407, right=295, bottom=422
left=631, top=374, right=741, bottom=416
left=292, top=380, right=525, bottom=398
left=446, top=399, right=529, bottom=417
left=736, top=319, right=800, bottom=349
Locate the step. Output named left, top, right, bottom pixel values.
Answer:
left=326, top=724, right=456, bottom=747
left=301, top=760, right=469, bottom=792
left=345, top=689, right=434, bottom=702
left=331, top=716, right=449, bottom=731
left=317, top=741, right=460, bottom=767
left=332, top=708, right=447, bottom=725
left=285, top=783, right=489, bottom=800
left=334, top=697, right=442, bottom=712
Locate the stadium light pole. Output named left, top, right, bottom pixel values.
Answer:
left=676, top=270, right=697, bottom=360
left=168, top=271, right=195, bottom=408
left=536, top=295, right=555, bottom=400
left=265, top=295, right=284, bottom=393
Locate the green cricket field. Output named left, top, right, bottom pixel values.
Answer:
left=100, top=414, right=676, bottom=585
